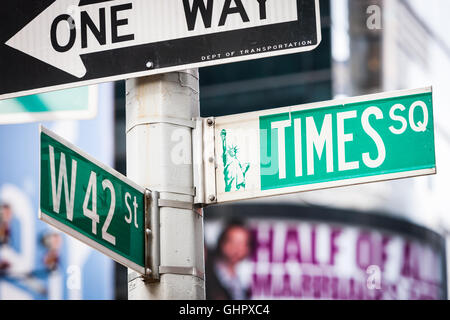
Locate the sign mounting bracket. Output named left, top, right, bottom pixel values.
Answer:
left=143, top=190, right=161, bottom=282
left=193, top=117, right=217, bottom=206
left=142, top=190, right=204, bottom=283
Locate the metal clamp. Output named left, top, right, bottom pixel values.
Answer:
left=158, top=198, right=193, bottom=210
left=143, top=190, right=160, bottom=282
left=142, top=191, right=203, bottom=283
left=192, top=117, right=217, bottom=206
left=159, top=266, right=204, bottom=280
left=126, top=116, right=196, bottom=133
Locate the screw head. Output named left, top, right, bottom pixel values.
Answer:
left=208, top=195, right=216, bottom=202
left=207, top=118, right=214, bottom=126
left=146, top=61, right=154, bottom=69
left=146, top=268, right=152, bottom=275
left=146, top=228, right=152, bottom=236
left=208, top=157, right=214, bottom=163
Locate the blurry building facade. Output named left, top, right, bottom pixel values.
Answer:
left=331, top=0, right=450, bottom=298
left=201, top=0, right=448, bottom=300
left=113, top=0, right=448, bottom=299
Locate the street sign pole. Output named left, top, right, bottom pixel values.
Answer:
left=126, top=70, right=205, bottom=299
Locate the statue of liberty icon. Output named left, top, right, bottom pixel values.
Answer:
left=220, top=129, right=250, bottom=192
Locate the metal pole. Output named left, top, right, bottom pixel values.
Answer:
left=125, top=70, right=205, bottom=300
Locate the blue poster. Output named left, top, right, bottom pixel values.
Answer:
left=0, top=83, right=115, bottom=300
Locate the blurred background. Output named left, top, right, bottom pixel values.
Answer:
left=0, top=0, right=449, bottom=299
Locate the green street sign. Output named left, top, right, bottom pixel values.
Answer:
left=39, top=127, right=146, bottom=274
left=212, top=87, right=436, bottom=203
left=0, top=86, right=97, bottom=125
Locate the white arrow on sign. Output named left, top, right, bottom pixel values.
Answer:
left=6, top=0, right=298, bottom=78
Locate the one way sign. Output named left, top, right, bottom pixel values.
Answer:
left=0, top=0, right=321, bottom=100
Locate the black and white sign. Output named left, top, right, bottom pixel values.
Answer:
left=0, top=0, right=321, bottom=100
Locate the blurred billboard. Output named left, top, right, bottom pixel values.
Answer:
left=205, top=204, right=447, bottom=300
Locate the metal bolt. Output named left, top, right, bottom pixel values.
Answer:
left=208, top=157, right=214, bottom=163
left=207, top=118, right=214, bottom=126
left=146, top=268, right=152, bottom=275
left=146, top=228, right=152, bottom=236
left=208, top=195, right=216, bottom=202
left=146, top=61, right=154, bottom=69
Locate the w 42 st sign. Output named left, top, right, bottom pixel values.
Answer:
left=1, top=0, right=321, bottom=100
left=39, top=127, right=147, bottom=274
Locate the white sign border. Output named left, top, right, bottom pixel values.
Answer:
left=216, top=168, right=436, bottom=203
